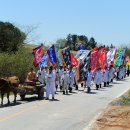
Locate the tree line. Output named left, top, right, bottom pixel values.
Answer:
left=55, top=34, right=97, bottom=51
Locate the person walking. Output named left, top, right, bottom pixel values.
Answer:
left=109, top=65, right=115, bottom=83
left=103, top=67, right=109, bottom=87
left=58, top=65, right=64, bottom=91
left=69, top=66, right=75, bottom=93
left=60, top=69, right=70, bottom=95
left=45, top=66, right=55, bottom=100
left=94, top=67, right=102, bottom=90
left=86, top=68, right=93, bottom=93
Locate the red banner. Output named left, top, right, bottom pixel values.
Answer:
left=70, top=53, right=79, bottom=67
left=33, top=45, right=43, bottom=66
left=90, top=48, right=100, bottom=73
left=99, top=48, right=107, bottom=69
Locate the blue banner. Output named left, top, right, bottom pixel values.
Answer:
left=39, top=54, right=48, bottom=67
left=62, top=47, right=71, bottom=66
left=121, top=48, right=126, bottom=65
left=79, top=43, right=86, bottom=50
left=57, top=50, right=63, bottom=66
left=47, top=45, right=57, bottom=65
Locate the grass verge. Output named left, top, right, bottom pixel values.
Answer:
left=111, top=89, right=130, bottom=106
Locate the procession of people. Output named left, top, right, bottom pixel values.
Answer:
left=33, top=64, right=130, bottom=100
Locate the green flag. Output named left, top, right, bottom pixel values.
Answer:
left=114, top=49, right=123, bottom=67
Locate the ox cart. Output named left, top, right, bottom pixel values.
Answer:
left=18, top=82, right=45, bottom=100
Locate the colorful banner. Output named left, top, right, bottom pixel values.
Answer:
left=99, top=48, right=107, bottom=69
left=39, top=53, right=48, bottom=68
left=33, top=45, right=43, bottom=66
left=61, top=47, right=71, bottom=66
left=107, top=48, right=116, bottom=67
left=57, top=50, right=63, bottom=66
left=76, top=50, right=91, bottom=81
left=70, top=53, right=79, bottom=67
left=75, top=50, right=85, bottom=59
left=121, top=48, right=126, bottom=65
left=90, top=48, right=100, bottom=73
left=114, top=49, right=123, bottom=67
left=47, top=45, right=57, bottom=66
left=79, top=43, right=86, bottom=50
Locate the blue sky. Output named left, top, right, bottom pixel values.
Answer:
left=0, top=0, right=130, bottom=46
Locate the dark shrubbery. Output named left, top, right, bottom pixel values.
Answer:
left=0, top=21, right=26, bottom=53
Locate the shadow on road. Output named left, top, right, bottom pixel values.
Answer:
left=85, top=91, right=97, bottom=94
left=66, top=93, right=72, bottom=96
left=98, top=89, right=107, bottom=91
left=49, top=99, right=60, bottom=102
left=0, top=101, right=22, bottom=108
left=70, top=91, right=77, bottom=94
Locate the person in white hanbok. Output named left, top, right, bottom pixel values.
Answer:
left=69, top=66, right=75, bottom=93
left=103, top=67, right=109, bottom=87
left=36, top=67, right=47, bottom=85
left=108, top=65, right=115, bottom=83
left=119, top=66, right=123, bottom=79
left=58, top=66, right=64, bottom=91
left=86, top=68, right=93, bottom=93
left=73, top=67, right=78, bottom=90
left=60, top=69, right=70, bottom=94
left=46, top=67, right=55, bottom=100
left=52, top=66, right=57, bottom=93
left=55, top=71, right=59, bottom=91
left=94, top=68, right=102, bottom=90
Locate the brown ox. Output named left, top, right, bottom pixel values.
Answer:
left=0, top=76, right=19, bottom=106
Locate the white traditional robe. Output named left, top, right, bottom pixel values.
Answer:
left=94, top=70, right=102, bottom=85
left=59, top=69, right=64, bottom=86
left=46, top=72, right=55, bottom=98
left=109, top=68, right=115, bottom=82
left=60, top=71, right=70, bottom=91
left=86, top=71, right=93, bottom=87
left=103, top=69, right=109, bottom=83
left=69, top=70, right=75, bottom=88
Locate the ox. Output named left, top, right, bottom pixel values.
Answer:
left=0, top=76, right=19, bottom=106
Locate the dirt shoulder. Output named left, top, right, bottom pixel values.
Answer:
left=91, top=90, right=130, bottom=130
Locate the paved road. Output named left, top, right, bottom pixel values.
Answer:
left=0, top=77, right=130, bottom=130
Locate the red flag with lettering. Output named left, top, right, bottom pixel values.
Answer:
left=33, top=45, right=43, bottom=66
left=70, top=53, right=79, bottom=67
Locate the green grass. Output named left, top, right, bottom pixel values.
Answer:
left=111, top=90, right=130, bottom=106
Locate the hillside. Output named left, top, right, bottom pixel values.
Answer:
left=23, top=44, right=48, bottom=52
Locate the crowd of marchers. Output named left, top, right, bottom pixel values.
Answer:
left=25, top=64, right=130, bottom=100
